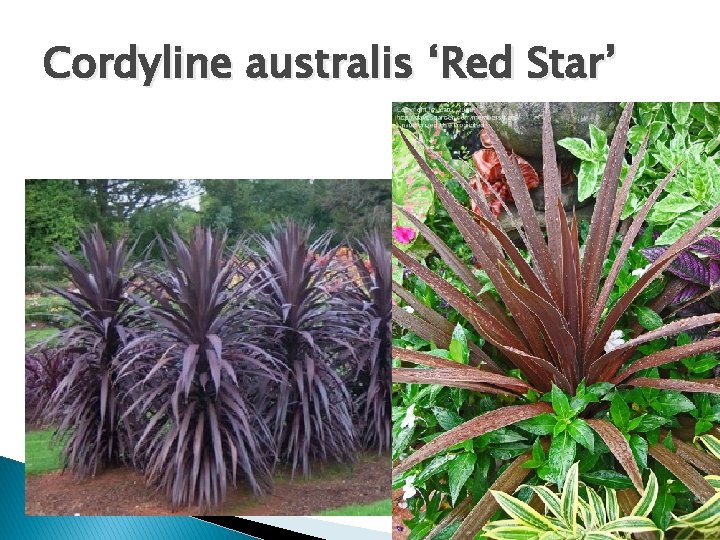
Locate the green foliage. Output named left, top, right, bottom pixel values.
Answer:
left=560, top=102, right=720, bottom=244
left=392, top=125, right=435, bottom=250
left=482, top=463, right=660, bottom=540
left=25, top=180, right=81, bottom=265
left=25, top=295, right=72, bottom=327
left=201, top=179, right=390, bottom=244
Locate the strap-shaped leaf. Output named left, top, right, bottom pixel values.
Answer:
left=393, top=281, right=456, bottom=333
left=581, top=103, right=634, bottom=336
left=669, top=491, right=720, bottom=529
left=474, top=104, right=560, bottom=304
left=393, top=402, right=552, bottom=476
left=588, top=313, right=720, bottom=383
left=394, top=205, right=513, bottom=331
left=560, top=462, right=580, bottom=530
left=585, top=146, right=673, bottom=358
left=699, top=435, right=720, bottom=460
left=626, top=377, right=720, bottom=394
left=409, top=131, right=527, bottom=247
left=671, top=436, right=720, bottom=476
left=598, top=516, right=659, bottom=534
left=631, top=471, right=658, bottom=518
left=528, top=485, right=562, bottom=521
left=494, top=344, right=572, bottom=393
left=612, top=336, right=720, bottom=383
left=588, top=200, right=720, bottom=362
left=605, top=131, right=650, bottom=258
left=398, top=127, right=553, bottom=361
left=396, top=205, right=485, bottom=297
left=391, top=303, right=499, bottom=371
left=560, top=204, right=583, bottom=349
left=542, top=103, right=563, bottom=282
left=587, top=418, right=644, bottom=493
left=393, top=366, right=533, bottom=395
left=451, top=450, right=538, bottom=540
left=498, top=263, right=577, bottom=385
left=392, top=368, right=517, bottom=395
left=491, top=489, right=557, bottom=530
left=475, top=213, right=554, bottom=305
left=649, top=442, right=716, bottom=502
left=392, top=246, right=527, bottom=352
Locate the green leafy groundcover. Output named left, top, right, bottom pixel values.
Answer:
left=391, top=102, right=720, bottom=540
left=560, top=102, right=720, bottom=245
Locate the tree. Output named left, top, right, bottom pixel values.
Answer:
left=200, top=179, right=390, bottom=243
left=25, top=180, right=81, bottom=265
left=75, top=180, right=198, bottom=238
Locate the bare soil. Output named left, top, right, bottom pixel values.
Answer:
left=26, top=452, right=389, bottom=516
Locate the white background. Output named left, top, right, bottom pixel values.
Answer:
left=1, top=0, right=718, bottom=527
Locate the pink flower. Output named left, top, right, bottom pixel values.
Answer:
left=393, top=226, right=416, bottom=245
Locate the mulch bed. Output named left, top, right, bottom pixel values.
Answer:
left=26, top=452, right=389, bottom=516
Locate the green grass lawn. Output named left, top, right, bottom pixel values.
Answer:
left=317, top=499, right=391, bottom=516
left=25, top=428, right=63, bottom=475
left=25, top=327, right=59, bottom=349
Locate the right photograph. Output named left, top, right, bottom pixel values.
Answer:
left=391, top=102, right=720, bottom=539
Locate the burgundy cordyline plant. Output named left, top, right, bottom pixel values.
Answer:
left=251, top=222, right=361, bottom=477
left=45, top=226, right=138, bottom=478
left=25, top=348, right=74, bottom=426
left=347, top=230, right=392, bottom=452
left=392, top=103, right=720, bottom=535
left=120, top=227, right=282, bottom=510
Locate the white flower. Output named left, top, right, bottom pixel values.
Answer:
left=604, top=330, right=625, bottom=353
left=401, top=404, right=417, bottom=429
left=398, top=475, right=417, bottom=508
left=631, top=264, right=651, bottom=277
left=403, top=305, right=415, bottom=314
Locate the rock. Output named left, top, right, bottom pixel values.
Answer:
left=473, top=102, right=622, bottom=159
left=529, top=181, right=591, bottom=212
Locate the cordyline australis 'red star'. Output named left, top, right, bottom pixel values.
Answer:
left=392, top=103, right=720, bottom=534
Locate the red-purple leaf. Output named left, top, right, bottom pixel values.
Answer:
left=588, top=314, right=720, bottom=382
left=669, top=435, right=720, bottom=476
left=451, top=450, right=537, bottom=540
left=474, top=104, right=560, bottom=304
left=392, top=347, right=535, bottom=394
left=643, top=246, right=710, bottom=286
left=392, top=246, right=528, bottom=353
left=649, top=442, right=716, bottom=502
left=585, top=162, right=678, bottom=358
left=393, top=402, right=552, bottom=476
left=581, top=103, right=634, bottom=341
left=588, top=201, right=720, bottom=363
left=542, top=103, right=563, bottom=281
left=613, top=336, right=720, bottom=383
left=691, top=236, right=720, bottom=260
left=625, top=377, right=720, bottom=394
left=498, top=263, right=577, bottom=385
left=587, top=418, right=644, bottom=493
left=393, top=368, right=520, bottom=395
left=675, top=283, right=707, bottom=304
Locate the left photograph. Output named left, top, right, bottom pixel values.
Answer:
left=24, top=179, right=391, bottom=516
